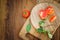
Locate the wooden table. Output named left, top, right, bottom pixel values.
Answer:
left=0, top=0, right=60, bottom=40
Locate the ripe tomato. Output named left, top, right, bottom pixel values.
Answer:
left=39, top=10, right=47, bottom=19
left=22, top=9, right=30, bottom=18
left=45, top=6, right=54, bottom=15
left=49, top=15, right=56, bottom=22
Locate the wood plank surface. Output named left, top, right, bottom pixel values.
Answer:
left=0, top=0, right=7, bottom=40
left=0, top=0, right=60, bottom=40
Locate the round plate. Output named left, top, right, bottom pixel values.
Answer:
left=30, top=3, right=60, bottom=30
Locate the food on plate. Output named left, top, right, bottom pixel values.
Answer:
left=39, top=21, right=45, bottom=27
left=47, top=31, right=53, bottom=38
left=49, top=15, right=56, bottom=22
left=45, top=6, right=54, bottom=15
left=38, top=6, right=56, bottom=22
left=39, top=10, right=47, bottom=19
left=22, top=9, right=30, bottom=18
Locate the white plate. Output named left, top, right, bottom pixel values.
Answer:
left=30, top=3, right=59, bottom=30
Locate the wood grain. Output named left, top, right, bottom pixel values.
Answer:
left=0, top=0, right=60, bottom=40
left=0, top=0, right=7, bottom=40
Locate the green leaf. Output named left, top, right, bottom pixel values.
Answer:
left=43, top=30, right=47, bottom=34
left=47, top=31, right=52, bottom=38
left=26, top=24, right=31, bottom=32
left=48, top=32, right=53, bottom=39
left=36, top=27, right=43, bottom=33
left=39, top=21, right=45, bottom=27
left=36, top=26, right=47, bottom=34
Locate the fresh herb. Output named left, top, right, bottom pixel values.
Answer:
left=37, top=21, right=46, bottom=33
left=39, top=20, right=52, bottom=38
left=39, top=21, right=45, bottom=27
left=42, top=30, right=47, bottom=34
left=26, top=24, right=31, bottom=32
left=47, top=31, right=53, bottom=38
left=37, top=26, right=43, bottom=33
left=48, top=33, right=52, bottom=38
left=37, top=26, right=47, bottom=34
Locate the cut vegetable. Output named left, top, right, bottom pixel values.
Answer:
left=39, top=10, right=47, bottom=19
left=45, top=6, right=54, bottom=15
left=49, top=15, right=56, bottom=22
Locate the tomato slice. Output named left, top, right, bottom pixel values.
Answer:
left=49, top=15, right=56, bottom=22
left=39, top=10, right=47, bottom=19
left=45, top=6, right=54, bottom=15
left=22, top=9, right=30, bottom=18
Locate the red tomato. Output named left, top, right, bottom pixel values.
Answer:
left=49, top=15, right=56, bottom=22
left=39, top=10, right=47, bottom=19
left=22, top=9, right=30, bottom=18
left=45, top=6, right=54, bottom=15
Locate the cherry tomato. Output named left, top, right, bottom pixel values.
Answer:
left=49, top=15, right=56, bottom=22
left=39, top=10, right=47, bottom=19
left=45, top=6, right=54, bottom=15
left=22, top=9, right=30, bottom=18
